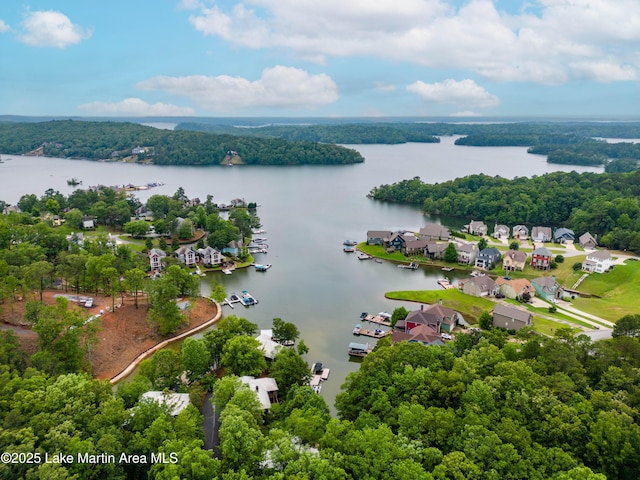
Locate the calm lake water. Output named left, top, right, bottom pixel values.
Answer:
left=0, top=137, right=603, bottom=409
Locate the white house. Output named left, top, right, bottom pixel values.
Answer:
left=197, top=246, right=223, bottom=266
left=239, top=376, right=279, bottom=410
left=175, top=246, right=197, bottom=266
left=582, top=250, right=614, bottom=274
left=148, top=248, right=166, bottom=271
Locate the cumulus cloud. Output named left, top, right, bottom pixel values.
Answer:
left=0, top=20, right=10, bottom=33
left=407, top=79, right=500, bottom=109
left=185, top=0, right=640, bottom=84
left=78, top=98, right=196, bottom=116
left=137, top=66, right=338, bottom=111
left=18, top=10, right=92, bottom=48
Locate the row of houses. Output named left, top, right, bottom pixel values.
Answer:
left=458, top=274, right=563, bottom=302
left=465, top=220, right=599, bottom=248
left=149, top=244, right=240, bottom=271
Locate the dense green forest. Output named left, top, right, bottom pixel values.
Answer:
left=176, top=122, right=441, bottom=144
left=368, top=171, right=640, bottom=253
left=0, top=120, right=364, bottom=166
left=3, top=318, right=640, bottom=478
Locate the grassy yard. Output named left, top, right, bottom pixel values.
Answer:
left=385, top=289, right=495, bottom=323
left=570, top=259, right=640, bottom=321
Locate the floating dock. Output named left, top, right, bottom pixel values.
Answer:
left=354, top=327, right=390, bottom=339
left=398, top=261, right=419, bottom=269
left=361, top=312, right=392, bottom=327
left=348, top=342, right=371, bottom=357
left=438, top=278, right=455, bottom=289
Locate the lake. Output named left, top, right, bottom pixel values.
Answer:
left=0, top=137, right=603, bottom=410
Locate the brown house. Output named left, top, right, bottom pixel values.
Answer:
left=492, top=304, right=533, bottom=331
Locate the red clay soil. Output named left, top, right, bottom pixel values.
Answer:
left=1, top=289, right=218, bottom=380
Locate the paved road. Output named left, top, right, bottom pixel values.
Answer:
left=201, top=392, right=220, bottom=457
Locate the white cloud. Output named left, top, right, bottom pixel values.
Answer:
left=449, top=110, right=482, bottom=117
left=407, top=79, right=500, bottom=109
left=0, top=19, right=10, bottom=33
left=78, top=98, right=196, bottom=116
left=185, top=0, right=640, bottom=84
left=18, top=10, right=92, bottom=48
left=137, top=66, right=338, bottom=111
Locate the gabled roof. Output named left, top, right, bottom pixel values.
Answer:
left=504, top=249, right=527, bottom=263
left=478, top=247, right=501, bottom=257
left=423, top=303, right=458, bottom=320
left=495, top=277, right=534, bottom=293
left=141, top=391, right=191, bottom=416
left=255, top=330, right=283, bottom=360
left=457, top=243, right=478, bottom=253
left=404, top=239, right=429, bottom=249
left=579, top=232, right=597, bottom=245
left=367, top=230, right=392, bottom=238
left=419, top=223, right=450, bottom=237
left=532, top=276, right=559, bottom=290
left=513, top=224, right=529, bottom=233
left=554, top=227, right=575, bottom=239
left=461, top=275, right=496, bottom=291
left=148, top=248, right=166, bottom=258
left=587, top=250, right=612, bottom=261
left=392, top=324, right=442, bottom=345
left=492, top=304, right=533, bottom=324
left=239, top=376, right=279, bottom=410
left=405, top=310, right=440, bottom=327
left=532, top=246, right=552, bottom=257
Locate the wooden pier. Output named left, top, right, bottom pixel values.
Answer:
left=362, top=313, right=392, bottom=327
left=355, top=327, right=390, bottom=339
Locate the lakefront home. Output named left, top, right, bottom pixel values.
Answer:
left=367, top=230, right=393, bottom=245
left=403, top=239, right=429, bottom=256
left=582, top=250, right=614, bottom=274
left=175, top=246, right=198, bottom=266
left=197, top=246, right=223, bottom=266
left=458, top=275, right=497, bottom=297
left=402, top=304, right=465, bottom=333
left=456, top=243, right=479, bottom=265
left=503, top=249, right=527, bottom=271
left=391, top=324, right=444, bottom=346
left=475, top=247, right=502, bottom=269
left=418, top=223, right=451, bottom=241
left=223, top=240, right=243, bottom=257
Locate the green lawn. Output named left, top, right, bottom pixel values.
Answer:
left=385, top=289, right=495, bottom=323
left=570, top=259, right=640, bottom=320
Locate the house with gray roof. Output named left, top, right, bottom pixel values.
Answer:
left=531, top=276, right=563, bottom=300
left=459, top=275, right=497, bottom=297
left=579, top=232, right=598, bottom=250
left=582, top=250, right=613, bottom=274
left=418, top=223, right=451, bottom=241
left=175, top=245, right=197, bottom=266
left=512, top=225, right=529, bottom=240
left=532, top=226, right=552, bottom=243
left=456, top=242, right=478, bottom=265
left=367, top=230, right=392, bottom=245
left=475, top=247, right=502, bottom=269
left=531, top=246, right=552, bottom=270
left=492, top=304, right=533, bottom=331
left=503, top=249, right=527, bottom=271
left=239, top=376, right=279, bottom=410
left=554, top=227, right=575, bottom=244
left=465, top=220, right=488, bottom=236
left=403, top=239, right=429, bottom=255
left=493, top=224, right=510, bottom=240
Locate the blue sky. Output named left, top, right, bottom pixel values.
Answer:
left=1, top=0, right=639, bottom=118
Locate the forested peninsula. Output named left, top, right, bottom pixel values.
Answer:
left=0, top=120, right=364, bottom=166
left=368, top=171, right=640, bottom=253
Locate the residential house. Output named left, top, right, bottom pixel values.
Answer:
left=403, top=239, right=429, bottom=256
left=2, top=205, right=21, bottom=215
left=255, top=330, right=282, bottom=360
left=459, top=275, right=497, bottom=297
left=141, top=391, right=191, bottom=416
left=475, top=247, right=502, bottom=269
left=132, top=146, right=146, bottom=155
left=418, top=223, right=451, bottom=241
left=82, top=216, right=95, bottom=229
left=495, top=277, right=535, bottom=300
left=239, top=376, right=279, bottom=410
left=148, top=248, right=167, bottom=271
left=493, top=224, right=510, bottom=240
left=456, top=243, right=479, bottom=265
left=197, top=246, right=223, bottom=266
left=175, top=246, right=198, bottom=266
left=531, top=226, right=552, bottom=243
left=503, top=249, right=527, bottom=271
left=222, top=240, right=243, bottom=257
left=579, top=232, right=598, bottom=250
left=554, top=227, right=575, bottom=244
left=531, top=246, right=552, bottom=270
left=426, top=242, right=448, bottom=260
left=367, top=230, right=392, bottom=245
left=391, top=324, right=444, bottom=346
left=582, top=250, right=614, bottom=274
left=387, top=232, right=411, bottom=251
left=531, top=276, right=563, bottom=300
left=465, top=220, right=488, bottom=236
left=402, top=304, right=465, bottom=333
left=512, top=225, right=529, bottom=240
left=492, top=304, right=533, bottom=331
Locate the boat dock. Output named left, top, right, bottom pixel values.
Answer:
left=398, top=261, right=419, bottom=269
left=309, top=363, right=331, bottom=393
left=356, top=252, right=372, bottom=260
left=438, top=278, right=455, bottom=289
left=360, top=312, right=392, bottom=327
left=241, top=291, right=259, bottom=306
left=348, top=342, right=371, bottom=357
left=354, top=326, right=390, bottom=339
